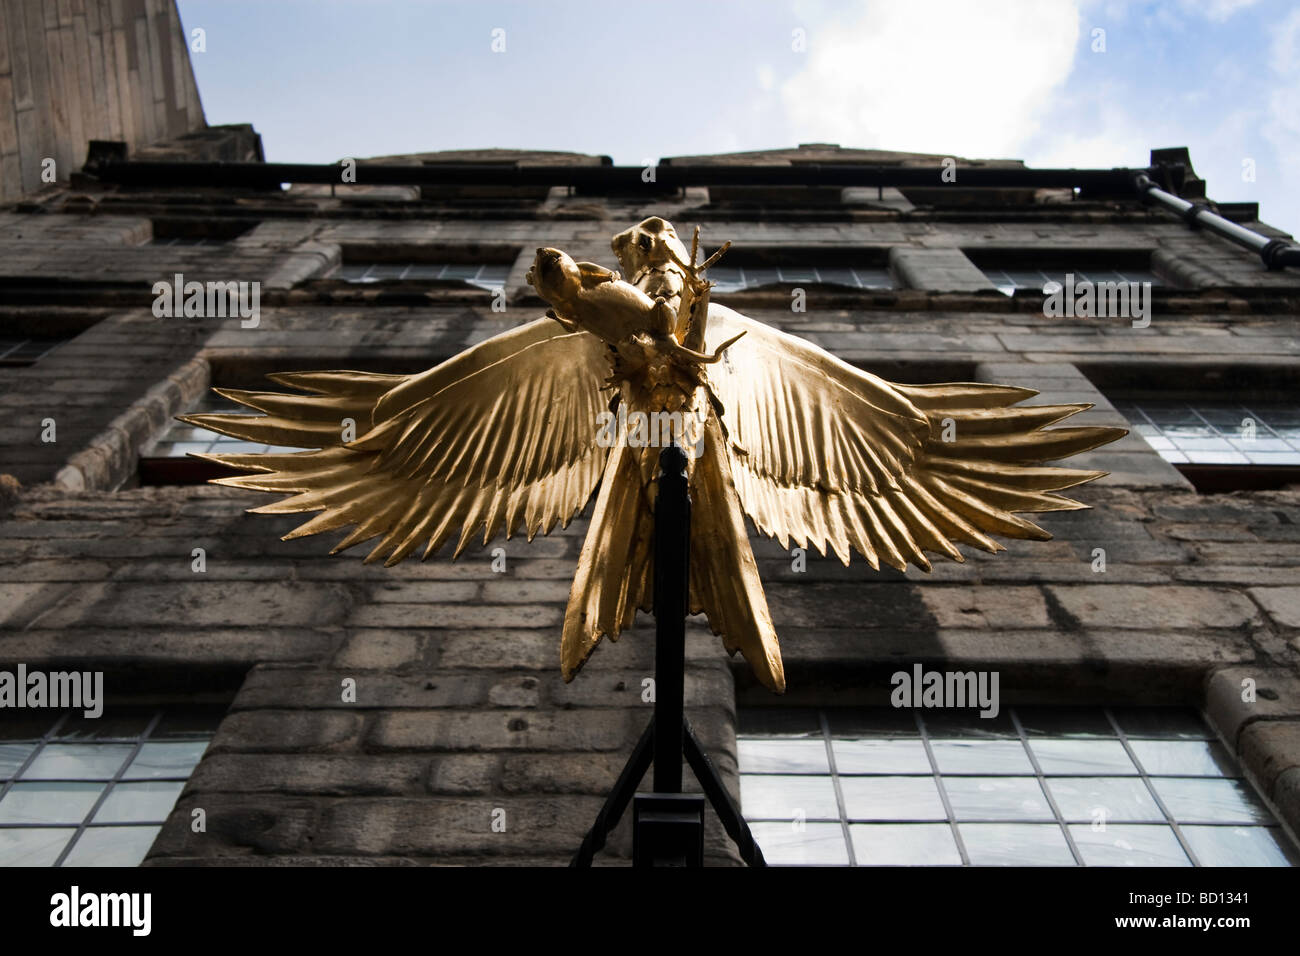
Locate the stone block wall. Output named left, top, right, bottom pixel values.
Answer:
left=2, top=141, right=1299, bottom=864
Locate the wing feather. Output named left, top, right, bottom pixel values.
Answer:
left=705, top=304, right=1126, bottom=570
left=709, top=309, right=928, bottom=496
left=183, top=317, right=614, bottom=566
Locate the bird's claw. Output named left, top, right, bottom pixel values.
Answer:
left=701, top=330, right=746, bottom=363
left=663, top=330, right=746, bottom=365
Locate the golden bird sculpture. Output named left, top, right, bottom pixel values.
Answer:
left=183, top=217, right=1126, bottom=694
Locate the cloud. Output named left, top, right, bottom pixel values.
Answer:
left=778, top=0, right=1081, bottom=158
left=1183, top=0, right=1260, bottom=22
left=1150, top=0, right=1262, bottom=30
left=1269, top=4, right=1300, bottom=74
left=1020, top=103, right=1152, bottom=170
left=1262, top=7, right=1300, bottom=232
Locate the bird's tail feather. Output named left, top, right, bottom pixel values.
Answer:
left=689, top=414, right=785, bottom=693
left=560, top=414, right=786, bottom=694
left=560, top=440, right=654, bottom=681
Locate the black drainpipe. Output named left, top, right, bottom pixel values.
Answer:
left=1134, top=173, right=1300, bottom=270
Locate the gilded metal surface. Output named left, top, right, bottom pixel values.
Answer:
left=184, top=217, right=1126, bottom=693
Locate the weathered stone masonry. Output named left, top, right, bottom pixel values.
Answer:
left=1, top=134, right=1299, bottom=865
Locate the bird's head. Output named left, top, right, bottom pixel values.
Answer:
left=612, top=217, right=691, bottom=277
left=526, top=247, right=582, bottom=306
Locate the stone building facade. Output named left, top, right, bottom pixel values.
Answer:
left=0, top=0, right=206, bottom=204
left=2, top=11, right=1299, bottom=869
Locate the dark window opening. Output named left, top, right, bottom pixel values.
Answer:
left=338, top=262, right=510, bottom=289
left=982, top=266, right=1163, bottom=297
left=703, top=246, right=896, bottom=293
left=963, top=248, right=1168, bottom=296
left=1085, top=365, right=1300, bottom=492
left=0, top=336, right=69, bottom=367
left=150, top=218, right=260, bottom=245
left=332, top=243, right=519, bottom=291
left=1115, top=400, right=1300, bottom=492
left=138, top=393, right=313, bottom=486
left=139, top=356, right=435, bottom=485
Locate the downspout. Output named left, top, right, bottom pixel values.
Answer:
left=1134, top=173, right=1300, bottom=270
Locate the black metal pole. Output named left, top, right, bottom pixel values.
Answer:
left=683, top=719, right=766, bottom=866
left=652, top=444, right=690, bottom=793
left=574, top=441, right=759, bottom=866
left=569, top=719, right=655, bottom=867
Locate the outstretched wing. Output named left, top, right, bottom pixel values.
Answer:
left=182, top=317, right=615, bottom=566
left=704, top=304, right=1126, bottom=572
